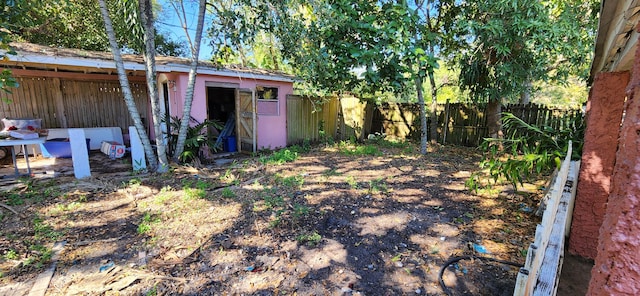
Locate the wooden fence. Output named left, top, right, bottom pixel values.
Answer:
left=287, top=98, right=584, bottom=147
left=287, top=95, right=375, bottom=145
left=370, top=103, right=584, bottom=147
left=1, top=76, right=149, bottom=133
left=286, top=95, right=339, bottom=145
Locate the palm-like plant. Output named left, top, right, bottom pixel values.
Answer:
left=470, top=112, right=584, bottom=190
left=168, top=116, right=223, bottom=163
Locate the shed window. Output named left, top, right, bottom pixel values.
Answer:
left=257, top=86, right=279, bottom=116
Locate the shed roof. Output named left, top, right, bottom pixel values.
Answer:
left=591, top=0, right=640, bottom=79
left=2, top=42, right=295, bottom=83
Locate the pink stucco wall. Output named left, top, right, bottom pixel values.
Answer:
left=568, top=71, right=628, bottom=259
left=587, top=27, right=640, bottom=295
left=165, top=72, right=292, bottom=150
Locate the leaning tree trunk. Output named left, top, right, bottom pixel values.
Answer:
left=519, top=79, right=532, bottom=104
left=173, top=0, right=206, bottom=162
left=415, top=75, right=428, bottom=155
left=98, top=0, right=158, bottom=170
left=427, top=70, right=439, bottom=145
left=486, top=98, right=503, bottom=139
left=139, top=0, right=169, bottom=172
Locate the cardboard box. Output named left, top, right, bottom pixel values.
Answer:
left=100, top=141, right=126, bottom=159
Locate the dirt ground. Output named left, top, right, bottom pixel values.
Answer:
left=0, top=142, right=591, bottom=295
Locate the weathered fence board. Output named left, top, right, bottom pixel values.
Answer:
left=1, top=76, right=148, bottom=133
left=286, top=95, right=339, bottom=145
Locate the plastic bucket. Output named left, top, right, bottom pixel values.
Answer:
left=225, top=136, right=237, bottom=152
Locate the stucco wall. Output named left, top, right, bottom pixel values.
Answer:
left=568, top=71, right=628, bottom=259
left=168, top=73, right=292, bottom=150
left=587, top=73, right=640, bottom=295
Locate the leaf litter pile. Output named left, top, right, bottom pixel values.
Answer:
left=0, top=142, right=543, bottom=295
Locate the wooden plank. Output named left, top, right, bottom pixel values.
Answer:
left=565, top=161, right=581, bottom=237
left=513, top=144, right=574, bottom=296
left=69, top=129, right=91, bottom=179
left=533, top=161, right=579, bottom=296
left=129, top=126, right=147, bottom=171
left=28, top=241, right=66, bottom=296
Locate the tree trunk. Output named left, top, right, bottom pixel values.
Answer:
left=427, top=70, right=439, bottom=145
left=415, top=75, right=428, bottom=155
left=519, top=79, right=531, bottom=104
left=139, top=0, right=169, bottom=172
left=98, top=0, right=158, bottom=170
left=172, top=0, right=206, bottom=163
left=486, top=98, right=503, bottom=139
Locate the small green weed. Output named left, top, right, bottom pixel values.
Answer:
left=137, top=212, right=160, bottom=235
left=33, top=217, right=62, bottom=241
left=145, top=285, right=158, bottom=296
left=220, top=169, right=237, bottom=184
left=263, top=194, right=285, bottom=210
left=221, top=187, right=236, bottom=198
left=296, top=231, right=321, bottom=246
left=128, top=178, right=142, bottom=186
left=4, top=249, right=18, bottom=260
left=368, top=178, right=388, bottom=194
left=195, top=179, right=211, bottom=191
left=54, top=201, right=82, bottom=212
left=24, top=244, right=52, bottom=268
left=292, top=204, right=310, bottom=220
left=279, top=175, right=304, bottom=188
left=391, top=253, right=402, bottom=262
left=154, top=191, right=173, bottom=204
left=322, top=168, right=342, bottom=177
left=346, top=176, right=359, bottom=189
left=6, top=193, right=23, bottom=206
left=183, top=187, right=206, bottom=200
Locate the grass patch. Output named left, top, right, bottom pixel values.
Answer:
left=296, top=231, right=321, bottom=247
left=339, top=143, right=381, bottom=156
left=259, top=147, right=300, bottom=165
left=33, top=216, right=62, bottom=241
left=154, top=186, right=174, bottom=204
left=6, top=193, right=23, bottom=206
left=221, top=187, right=236, bottom=199
left=276, top=174, right=305, bottom=188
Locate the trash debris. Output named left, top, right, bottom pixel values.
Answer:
left=244, top=266, right=255, bottom=272
left=473, top=243, right=490, bottom=254
left=341, top=287, right=353, bottom=293
left=99, top=261, right=114, bottom=272
left=519, top=203, right=534, bottom=213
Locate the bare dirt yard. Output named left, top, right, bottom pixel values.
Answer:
left=0, top=141, right=552, bottom=295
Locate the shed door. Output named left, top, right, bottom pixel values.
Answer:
left=236, top=88, right=257, bottom=152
